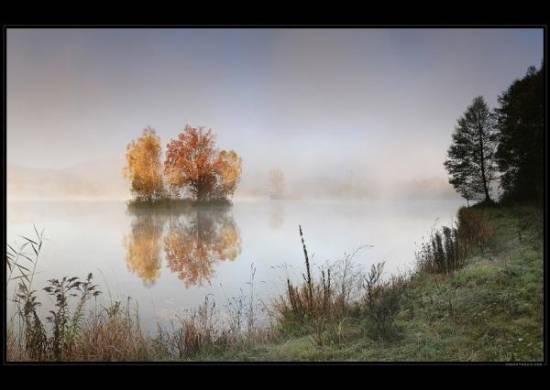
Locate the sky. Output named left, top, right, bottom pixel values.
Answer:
left=7, top=28, right=544, bottom=194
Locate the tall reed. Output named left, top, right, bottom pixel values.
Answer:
left=274, top=226, right=365, bottom=335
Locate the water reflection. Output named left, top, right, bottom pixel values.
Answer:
left=269, top=200, right=285, bottom=230
left=125, top=205, right=241, bottom=287
left=124, top=214, right=164, bottom=286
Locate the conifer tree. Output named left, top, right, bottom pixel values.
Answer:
left=444, top=96, right=498, bottom=203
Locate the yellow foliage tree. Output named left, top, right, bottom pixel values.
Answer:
left=124, top=128, right=164, bottom=201
left=213, top=150, right=242, bottom=199
left=124, top=214, right=164, bottom=286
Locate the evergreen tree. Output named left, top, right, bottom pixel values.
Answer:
left=495, top=65, right=544, bottom=203
left=444, top=96, right=498, bottom=203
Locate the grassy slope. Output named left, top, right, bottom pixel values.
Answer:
left=198, top=205, right=544, bottom=362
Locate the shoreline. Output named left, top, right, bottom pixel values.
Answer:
left=6, top=202, right=543, bottom=362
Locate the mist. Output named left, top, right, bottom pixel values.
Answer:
left=7, top=28, right=543, bottom=201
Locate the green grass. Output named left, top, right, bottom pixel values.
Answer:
left=193, top=204, right=544, bottom=362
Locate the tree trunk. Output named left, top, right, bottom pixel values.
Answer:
left=196, top=178, right=206, bottom=202
left=478, top=125, right=492, bottom=203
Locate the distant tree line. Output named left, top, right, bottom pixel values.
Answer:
left=445, top=64, right=544, bottom=205
left=124, top=125, right=242, bottom=202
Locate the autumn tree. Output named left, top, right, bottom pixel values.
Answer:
left=164, top=125, right=242, bottom=201
left=213, top=150, right=242, bottom=199
left=269, top=168, right=285, bottom=199
left=124, top=127, right=165, bottom=202
left=444, top=96, right=498, bottom=203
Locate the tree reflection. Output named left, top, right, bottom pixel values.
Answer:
left=124, top=204, right=241, bottom=288
left=124, top=213, right=165, bottom=286
left=269, top=201, right=285, bottom=230
left=164, top=206, right=241, bottom=287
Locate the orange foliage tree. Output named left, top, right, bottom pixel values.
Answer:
left=164, top=125, right=242, bottom=201
left=164, top=207, right=241, bottom=287
left=124, top=128, right=165, bottom=201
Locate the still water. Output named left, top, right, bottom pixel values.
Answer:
left=7, top=198, right=463, bottom=332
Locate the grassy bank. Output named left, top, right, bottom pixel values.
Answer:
left=7, top=204, right=543, bottom=362
left=195, top=204, right=543, bottom=362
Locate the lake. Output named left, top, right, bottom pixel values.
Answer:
left=6, top=198, right=464, bottom=332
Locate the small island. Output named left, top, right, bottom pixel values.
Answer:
left=124, top=125, right=242, bottom=208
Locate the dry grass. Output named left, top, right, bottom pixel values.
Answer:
left=273, top=227, right=365, bottom=338
left=75, top=300, right=150, bottom=361
left=456, top=206, right=496, bottom=255
left=273, top=226, right=407, bottom=343
left=416, top=206, right=496, bottom=274
left=6, top=234, right=276, bottom=361
left=8, top=296, right=277, bottom=362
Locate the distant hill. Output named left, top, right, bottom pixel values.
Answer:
left=7, top=156, right=129, bottom=201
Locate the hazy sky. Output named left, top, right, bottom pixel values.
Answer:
left=7, top=28, right=543, bottom=185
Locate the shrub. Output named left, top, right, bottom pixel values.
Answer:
left=456, top=207, right=495, bottom=255
left=416, top=207, right=495, bottom=274
left=361, top=263, right=404, bottom=340
left=416, top=227, right=463, bottom=274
